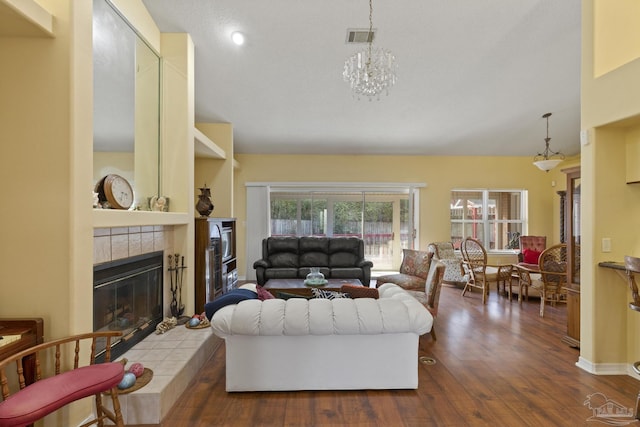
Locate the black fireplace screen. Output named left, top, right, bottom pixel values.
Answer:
left=93, top=251, right=163, bottom=361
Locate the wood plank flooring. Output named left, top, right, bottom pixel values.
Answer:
left=138, top=285, right=640, bottom=426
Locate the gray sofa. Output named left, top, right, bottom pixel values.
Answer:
left=253, top=236, right=373, bottom=286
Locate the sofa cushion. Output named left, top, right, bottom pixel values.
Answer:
left=204, top=289, right=259, bottom=320
left=329, top=267, right=364, bottom=279
left=328, top=238, right=361, bottom=268
left=299, top=237, right=330, bottom=267
left=376, top=273, right=425, bottom=291
left=399, top=249, right=432, bottom=279
left=264, top=268, right=299, bottom=281
left=266, top=237, right=299, bottom=268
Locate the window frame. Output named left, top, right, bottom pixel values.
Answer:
left=450, top=188, right=528, bottom=252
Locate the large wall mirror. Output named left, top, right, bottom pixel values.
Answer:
left=93, top=0, right=161, bottom=209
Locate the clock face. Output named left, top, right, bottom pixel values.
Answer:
left=103, top=174, right=134, bottom=209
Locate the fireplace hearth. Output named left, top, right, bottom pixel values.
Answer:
left=93, top=251, right=163, bottom=362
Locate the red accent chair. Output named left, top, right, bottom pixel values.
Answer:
left=518, top=235, right=547, bottom=268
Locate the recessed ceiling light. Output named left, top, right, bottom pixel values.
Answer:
left=231, top=31, right=245, bottom=46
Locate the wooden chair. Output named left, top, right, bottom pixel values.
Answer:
left=0, top=331, right=125, bottom=427
left=406, top=260, right=446, bottom=340
left=624, top=255, right=640, bottom=312
left=512, top=263, right=540, bottom=305
left=530, top=244, right=570, bottom=317
left=460, top=237, right=512, bottom=304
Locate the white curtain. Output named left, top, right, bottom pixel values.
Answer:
left=245, top=185, right=270, bottom=280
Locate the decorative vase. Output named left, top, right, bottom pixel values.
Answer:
left=196, top=186, right=214, bottom=217
left=306, top=267, right=325, bottom=282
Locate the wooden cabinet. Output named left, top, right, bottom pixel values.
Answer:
left=561, top=166, right=581, bottom=348
left=194, top=218, right=237, bottom=312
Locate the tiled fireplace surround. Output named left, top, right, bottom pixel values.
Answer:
left=93, top=226, right=219, bottom=424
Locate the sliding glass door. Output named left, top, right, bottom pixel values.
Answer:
left=270, top=190, right=414, bottom=270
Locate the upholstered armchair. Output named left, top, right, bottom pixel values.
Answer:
left=517, top=235, right=547, bottom=267
left=405, top=260, right=446, bottom=340
left=427, top=242, right=467, bottom=286
left=375, top=249, right=433, bottom=291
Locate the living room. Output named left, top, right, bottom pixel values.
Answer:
left=2, top=0, right=640, bottom=425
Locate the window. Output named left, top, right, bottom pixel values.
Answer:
left=269, top=190, right=414, bottom=270
left=450, top=189, right=527, bottom=250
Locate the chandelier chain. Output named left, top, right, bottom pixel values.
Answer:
left=367, top=0, right=373, bottom=70
left=343, top=0, right=398, bottom=100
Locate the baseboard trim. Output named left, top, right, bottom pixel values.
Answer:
left=576, top=357, right=640, bottom=380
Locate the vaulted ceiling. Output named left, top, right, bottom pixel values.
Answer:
left=142, top=0, right=582, bottom=157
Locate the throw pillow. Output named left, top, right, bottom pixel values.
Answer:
left=523, top=249, right=542, bottom=265
left=340, top=284, right=379, bottom=299
left=256, top=285, right=275, bottom=300
left=311, top=288, right=350, bottom=299
left=204, top=289, right=258, bottom=320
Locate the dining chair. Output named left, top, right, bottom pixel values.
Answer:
left=460, top=237, right=512, bottom=304
left=529, top=243, right=570, bottom=317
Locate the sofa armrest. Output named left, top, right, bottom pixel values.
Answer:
left=253, top=259, right=271, bottom=269
left=358, top=259, right=374, bottom=268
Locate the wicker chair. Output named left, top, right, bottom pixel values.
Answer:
left=0, top=331, right=125, bottom=427
left=529, top=244, right=570, bottom=317
left=460, top=238, right=512, bottom=304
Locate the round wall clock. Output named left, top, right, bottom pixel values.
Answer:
left=100, top=174, right=134, bottom=209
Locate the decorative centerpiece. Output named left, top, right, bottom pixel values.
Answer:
left=304, top=267, right=327, bottom=287
left=196, top=185, right=214, bottom=217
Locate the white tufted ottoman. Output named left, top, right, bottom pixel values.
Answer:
left=210, top=283, right=432, bottom=391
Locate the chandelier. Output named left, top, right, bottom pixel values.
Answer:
left=533, top=112, right=565, bottom=172
left=343, top=0, right=397, bottom=100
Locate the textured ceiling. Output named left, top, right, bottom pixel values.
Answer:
left=141, top=0, right=582, bottom=157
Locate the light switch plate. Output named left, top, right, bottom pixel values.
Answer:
left=580, top=129, right=590, bottom=146
left=602, top=237, right=612, bottom=253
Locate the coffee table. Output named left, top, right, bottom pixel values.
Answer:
left=264, top=278, right=363, bottom=297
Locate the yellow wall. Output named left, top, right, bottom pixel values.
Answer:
left=195, top=123, right=234, bottom=218
left=593, top=0, right=640, bottom=77
left=581, top=0, right=640, bottom=375
left=233, top=153, right=562, bottom=277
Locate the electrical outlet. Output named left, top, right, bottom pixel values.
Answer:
left=602, top=237, right=612, bottom=253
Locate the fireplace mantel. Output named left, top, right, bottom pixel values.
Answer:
left=93, top=209, right=189, bottom=228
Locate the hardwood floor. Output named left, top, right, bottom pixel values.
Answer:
left=141, top=285, right=640, bottom=426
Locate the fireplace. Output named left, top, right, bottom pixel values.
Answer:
left=93, top=251, right=163, bottom=362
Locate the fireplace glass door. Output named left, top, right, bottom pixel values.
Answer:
left=93, top=251, right=163, bottom=361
